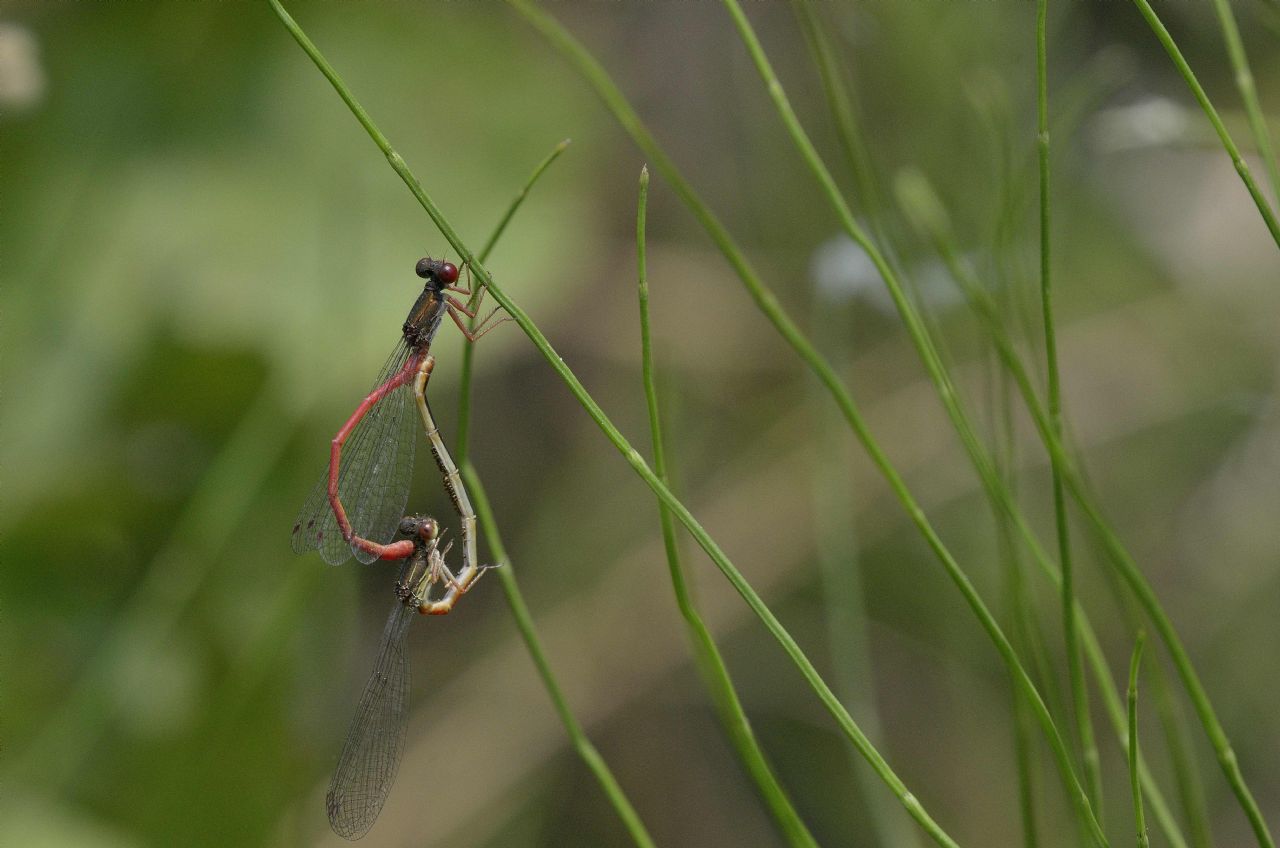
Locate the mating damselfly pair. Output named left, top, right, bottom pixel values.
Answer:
left=291, top=256, right=505, bottom=839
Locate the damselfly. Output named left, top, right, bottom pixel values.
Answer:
left=291, top=257, right=503, bottom=612
left=325, top=514, right=464, bottom=839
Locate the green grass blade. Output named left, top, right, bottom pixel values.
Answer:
left=267, top=4, right=959, bottom=845
left=789, top=0, right=881, bottom=224
left=718, top=2, right=1104, bottom=841
left=456, top=137, right=570, bottom=462
left=464, top=465, right=657, bottom=848
left=509, top=0, right=1100, bottom=840
left=1036, top=0, right=1102, bottom=817
left=1210, top=0, right=1280, bottom=207
left=636, top=167, right=820, bottom=848
left=264, top=5, right=657, bottom=843
left=1129, top=0, right=1280, bottom=249
left=1150, top=658, right=1214, bottom=848
left=990, top=362, right=1042, bottom=848
left=1128, top=633, right=1150, bottom=848
left=901, top=172, right=1272, bottom=848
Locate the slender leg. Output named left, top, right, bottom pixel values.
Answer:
left=411, top=354, right=498, bottom=617
left=446, top=301, right=510, bottom=342
left=327, top=352, right=423, bottom=560
left=417, top=563, right=498, bottom=615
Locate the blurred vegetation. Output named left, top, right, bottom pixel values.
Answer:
left=2, top=2, right=1278, bottom=847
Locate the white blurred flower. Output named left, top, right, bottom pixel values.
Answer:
left=1090, top=96, right=1190, bottom=153
left=810, top=234, right=965, bottom=315
left=0, top=22, right=46, bottom=111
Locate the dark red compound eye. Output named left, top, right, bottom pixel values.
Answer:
left=438, top=262, right=460, bottom=285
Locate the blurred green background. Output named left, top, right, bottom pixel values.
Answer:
left=3, top=2, right=1278, bottom=846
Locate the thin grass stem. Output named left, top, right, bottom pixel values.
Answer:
left=510, top=0, right=1102, bottom=840
left=636, top=167, right=819, bottom=848
left=1128, top=633, right=1150, bottom=848
left=789, top=0, right=881, bottom=225
left=991, top=359, right=1041, bottom=848
left=1209, top=0, right=1280, bottom=205
left=464, top=465, right=657, bottom=848
left=717, top=1, right=1104, bottom=840
left=265, top=5, right=657, bottom=842
left=902, top=174, right=1271, bottom=848
left=1036, top=0, right=1102, bottom=818
left=1129, top=0, right=1280, bottom=249
left=268, top=4, right=959, bottom=844
left=1150, top=656, right=1214, bottom=848
left=456, top=138, right=570, bottom=463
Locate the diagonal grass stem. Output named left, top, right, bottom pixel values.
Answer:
left=268, top=2, right=959, bottom=845
left=635, top=167, right=819, bottom=848
left=1129, top=0, right=1280, bottom=249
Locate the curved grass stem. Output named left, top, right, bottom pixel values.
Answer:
left=1036, top=0, right=1103, bottom=818
left=1209, top=0, right=1280, bottom=204
left=904, top=178, right=1272, bottom=848
left=509, top=0, right=1103, bottom=841
left=268, top=2, right=957, bottom=845
left=636, top=167, right=819, bottom=848
left=266, top=5, right=656, bottom=843
left=1128, top=634, right=1150, bottom=848
left=1129, top=0, right=1280, bottom=249
left=717, top=1, right=1104, bottom=841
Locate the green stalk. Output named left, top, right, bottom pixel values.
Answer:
left=455, top=137, right=570, bottom=463
left=1129, top=0, right=1280, bottom=249
left=268, top=3, right=958, bottom=844
left=265, top=6, right=657, bottom=842
left=456, top=141, right=656, bottom=843
left=789, top=0, right=881, bottom=224
left=635, top=167, right=819, bottom=848
left=465, top=465, right=656, bottom=848
left=1081, top=620, right=1188, bottom=848
left=993, top=384, right=1040, bottom=848
left=1036, top=0, right=1102, bottom=817
left=1128, top=633, right=1150, bottom=848
left=1151, top=658, right=1214, bottom=848
left=904, top=176, right=1270, bottom=848
left=718, top=1, right=1104, bottom=841
left=509, top=0, right=1101, bottom=840
left=1210, top=0, right=1280, bottom=208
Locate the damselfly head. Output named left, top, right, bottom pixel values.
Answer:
left=415, top=257, right=460, bottom=287
left=398, top=514, right=440, bottom=542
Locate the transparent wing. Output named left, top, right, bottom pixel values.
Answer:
left=291, top=343, right=418, bottom=565
left=327, top=602, right=414, bottom=840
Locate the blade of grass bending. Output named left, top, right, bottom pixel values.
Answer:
left=901, top=174, right=1267, bottom=848
left=1211, top=0, right=1280, bottom=210
left=509, top=0, right=1099, bottom=841
left=1095, top=530, right=1211, bottom=848
left=1035, top=0, right=1104, bottom=818
left=456, top=137, right=570, bottom=463
left=458, top=142, right=658, bottom=845
left=1150, top=647, right=1214, bottom=848
left=1128, top=0, right=1280, bottom=249
left=464, top=465, right=656, bottom=848
left=991, top=362, right=1041, bottom=848
left=901, top=178, right=1187, bottom=848
left=789, top=0, right=881, bottom=228
left=263, top=8, right=657, bottom=843
left=933, top=222, right=1190, bottom=848
left=1128, top=633, right=1150, bottom=848
left=500, top=16, right=1266, bottom=836
left=266, top=4, right=959, bottom=845
left=718, top=1, right=1105, bottom=841
left=636, top=167, right=819, bottom=848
